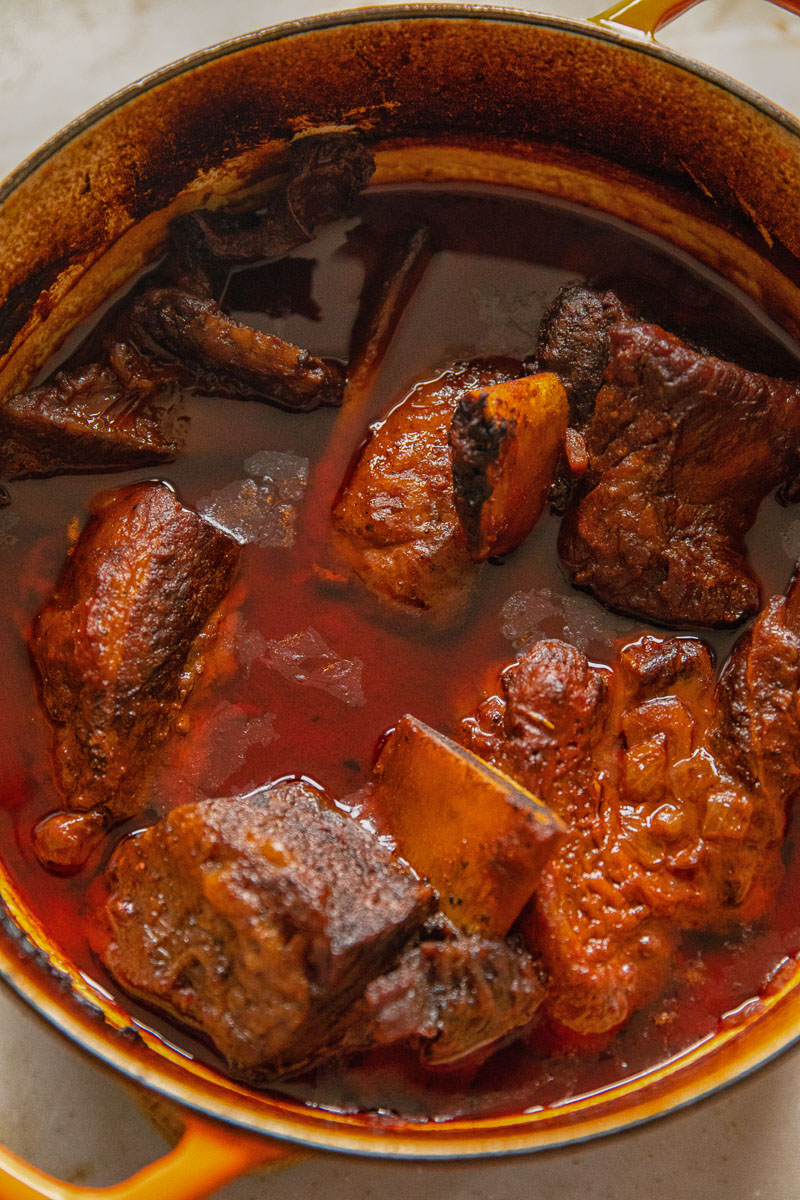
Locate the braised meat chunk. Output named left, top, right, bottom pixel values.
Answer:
left=30, top=482, right=240, bottom=867
left=168, top=131, right=375, bottom=295
left=606, top=636, right=784, bottom=926
left=715, top=569, right=800, bottom=828
left=540, top=285, right=800, bottom=626
left=104, top=782, right=435, bottom=1082
left=0, top=345, right=186, bottom=479
left=535, top=284, right=628, bottom=424
left=464, top=638, right=608, bottom=831
left=463, top=613, right=799, bottom=1038
left=464, top=638, right=670, bottom=1035
left=278, top=131, right=375, bottom=241
left=332, top=362, right=517, bottom=621
left=128, top=288, right=344, bottom=411
left=363, top=920, right=545, bottom=1066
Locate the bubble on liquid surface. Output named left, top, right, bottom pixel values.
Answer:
left=264, top=627, right=366, bottom=707
left=199, top=450, right=309, bottom=548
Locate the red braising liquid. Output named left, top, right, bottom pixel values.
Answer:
left=2, top=184, right=800, bottom=1120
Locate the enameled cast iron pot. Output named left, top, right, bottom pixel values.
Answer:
left=2, top=2, right=800, bottom=1194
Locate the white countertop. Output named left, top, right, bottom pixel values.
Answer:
left=3, top=2, right=800, bottom=1196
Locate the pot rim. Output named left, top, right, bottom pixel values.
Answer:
left=3, top=2, right=800, bottom=208
left=4, top=0, right=800, bottom=1162
left=3, top=918, right=800, bottom=1161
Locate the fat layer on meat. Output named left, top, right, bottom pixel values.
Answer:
left=463, top=584, right=800, bottom=1036
left=332, top=361, right=518, bottom=622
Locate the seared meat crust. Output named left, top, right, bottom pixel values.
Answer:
left=30, top=482, right=240, bottom=837
left=536, top=284, right=628, bottom=424
left=449, top=373, right=568, bottom=561
left=104, top=782, right=435, bottom=1081
left=332, top=361, right=517, bottom=621
left=362, top=920, right=544, bottom=1066
left=539, top=285, right=800, bottom=627
left=0, top=345, right=186, bottom=479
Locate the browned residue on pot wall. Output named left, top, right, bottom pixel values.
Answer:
left=2, top=13, right=800, bottom=397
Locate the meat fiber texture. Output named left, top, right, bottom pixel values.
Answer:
left=332, top=361, right=518, bottom=623
left=30, top=481, right=240, bottom=857
left=538, top=284, right=800, bottom=627
left=463, top=572, right=800, bottom=1037
left=0, top=344, right=187, bottom=479
left=104, top=781, right=435, bottom=1081
left=362, top=919, right=545, bottom=1066
left=128, top=287, right=344, bottom=410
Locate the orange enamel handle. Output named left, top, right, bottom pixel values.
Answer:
left=591, top=0, right=800, bottom=39
left=0, top=1111, right=298, bottom=1200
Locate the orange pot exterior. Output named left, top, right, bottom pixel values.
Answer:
left=0, top=1114, right=293, bottom=1200
left=4, top=3, right=800, bottom=1197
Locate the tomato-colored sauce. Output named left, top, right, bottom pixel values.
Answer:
left=2, top=184, right=800, bottom=1120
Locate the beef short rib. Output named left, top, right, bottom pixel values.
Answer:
left=0, top=344, right=186, bottom=480
left=463, top=603, right=799, bottom=1037
left=30, top=481, right=240, bottom=866
left=538, top=285, right=800, bottom=627
left=104, top=781, right=435, bottom=1081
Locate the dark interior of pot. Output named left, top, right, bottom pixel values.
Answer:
left=4, top=7, right=800, bottom=1158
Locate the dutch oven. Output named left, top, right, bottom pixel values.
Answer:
left=2, top=2, right=800, bottom=1195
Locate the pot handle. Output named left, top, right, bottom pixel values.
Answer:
left=590, top=0, right=800, bottom=39
left=0, top=1110, right=298, bottom=1200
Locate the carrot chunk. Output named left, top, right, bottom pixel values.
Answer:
left=449, top=372, right=568, bottom=560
